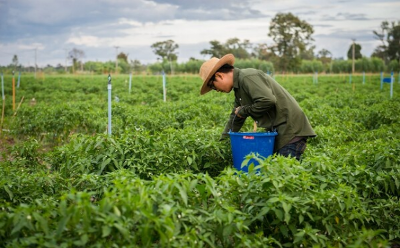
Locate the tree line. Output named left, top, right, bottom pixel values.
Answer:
left=2, top=13, right=400, bottom=75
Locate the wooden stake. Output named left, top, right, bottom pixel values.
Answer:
left=13, top=96, right=25, bottom=116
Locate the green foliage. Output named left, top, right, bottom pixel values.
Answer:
left=234, top=59, right=274, bottom=73
left=387, top=59, right=400, bottom=72
left=372, top=20, right=400, bottom=64
left=346, top=43, right=363, bottom=60
left=269, top=12, right=314, bottom=72
left=0, top=73, right=399, bottom=247
left=300, top=60, right=324, bottom=73
left=151, top=40, right=179, bottom=62
left=329, top=58, right=389, bottom=73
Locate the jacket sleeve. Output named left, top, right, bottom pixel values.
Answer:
left=237, top=74, right=276, bottom=119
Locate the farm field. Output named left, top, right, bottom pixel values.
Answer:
left=0, top=72, right=399, bottom=247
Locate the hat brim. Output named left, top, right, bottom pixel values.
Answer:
left=200, top=54, right=235, bottom=95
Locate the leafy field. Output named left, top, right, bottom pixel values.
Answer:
left=0, top=73, right=399, bottom=247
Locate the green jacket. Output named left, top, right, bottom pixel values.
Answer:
left=222, top=68, right=316, bottom=151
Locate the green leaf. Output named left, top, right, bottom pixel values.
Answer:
left=56, top=215, right=70, bottom=237
left=113, top=206, right=121, bottom=217
left=80, top=234, right=89, bottom=245
left=189, top=179, right=198, bottom=191
left=98, top=158, right=111, bottom=175
left=33, top=212, right=49, bottom=235
left=280, top=225, right=289, bottom=237
left=282, top=202, right=292, bottom=214
left=4, top=185, right=13, bottom=200
left=102, top=226, right=112, bottom=237
left=11, top=218, right=26, bottom=235
left=294, top=230, right=305, bottom=243
left=114, top=223, right=130, bottom=241
left=253, top=207, right=270, bottom=221
left=176, top=184, right=188, bottom=206
left=274, top=209, right=283, bottom=221
left=267, top=197, right=279, bottom=203
left=299, top=214, right=304, bottom=224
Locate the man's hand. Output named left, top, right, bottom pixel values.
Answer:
left=235, top=107, right=243, bottom=118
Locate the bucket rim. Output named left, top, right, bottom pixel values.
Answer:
left=228, top=131, right=278, bottom=137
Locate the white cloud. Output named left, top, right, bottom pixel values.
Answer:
left=0, top=0, right=399, bottom=66
left=18, top=43, right=45, bottom=50
left=66, top=35, right=104, bottom=47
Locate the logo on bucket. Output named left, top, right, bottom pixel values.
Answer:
left=243, top=136, right=254, bottom=140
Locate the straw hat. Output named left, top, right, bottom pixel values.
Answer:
left=199, top=54, right=235, bottom=95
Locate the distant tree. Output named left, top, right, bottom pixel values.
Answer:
left=201, top=38, right=252, bottom=59
left=252, top=43, right=275, bottom=61
left=68, top=48, right=85, bottom=73
left=225, top=38, right=252, bottom=59
left=372, top=21, right=389, bottom=63
left=12, top=55, right=19, bottom=70
left=151, top=40, right=179, bottom=74
left=387, top=21, right=400, bottom=64
left=55, top=63, right=64, bottom=70
left=316, top=49, right=333, bottom=72
left=117, top=52, right=129, bottom=63
left=347, top=43, right=362, bottom=60
left=317, top=49, right=332, bottom=59
left=372, top=21, right=400, bottom=65
left=151, top=40, right=179, bottom=62
left=317, top=49, right=332, bottom=63
left=130, top=59, right=143, bottom=74
left=268, top=12, right=314, bottom=72
left=300, top=45, right=316, bottom=60
left=251, top=43, right=280, bottom=69
left=200, top=40, right=226, bottom=58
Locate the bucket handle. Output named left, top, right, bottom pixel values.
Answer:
left=230, top=108, right=275, bottom=133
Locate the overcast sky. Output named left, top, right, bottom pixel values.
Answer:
left=1, top=0, right=399, bottom=67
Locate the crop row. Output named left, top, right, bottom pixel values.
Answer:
left=0, top=74, right=399, bottom=247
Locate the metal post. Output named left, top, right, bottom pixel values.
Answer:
left=17, top=71, right=21, bottom=88
left=162, top=70, right=166, bottom=102
left=362, top=71, right=365, bottom=85
left=349, top=73, right=352, bottom=84
left=312, top=72, right=316, bottom=84
left=12, top=71, right=15, bottom=111
left=380, top=72, right=383, bottom=90
left=107, top=74, right=112, bottom=136
left=390, top=72, right=394, bottom=98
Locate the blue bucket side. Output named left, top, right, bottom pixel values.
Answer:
left=228, top=132, right=277, bottom=172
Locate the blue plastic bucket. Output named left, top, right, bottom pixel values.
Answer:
left=228, top=131, right=278, bottom=172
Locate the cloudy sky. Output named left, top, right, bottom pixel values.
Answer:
left=0, top=0, right=399, bottom=67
